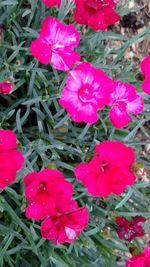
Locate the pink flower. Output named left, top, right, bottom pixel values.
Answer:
left=74, top=0, right=121, bottom=31
left=126, top=245, right=150, bottom=267
left=0, top=130, right=24, bottom=188
left=116, top=216, right=146, bottom=242
left=30, top=17, right=80, bottom=71
left=59, top=62, right=113, bottom=123
left=24, top=169, right=73, bottom=220
left=0, top=81, right=13, bottom=94
left=42, top=0, right=61, bottom=7
left=140, top=54, right=150, bottom=95
left=41, top=199, right=89, bottom=244
left=107, top=81, right=144, bottom=128
left=74, top=141, right=136, bottom=197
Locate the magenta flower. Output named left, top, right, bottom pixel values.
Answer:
left=126, top=245, right=150, bottom=267
left=116, top=216, right=146, bottom=242
left=30, top=17, right=80, bottom=71
left=59, top=62, right=113, bottom=123
left=42, top=0, right=61, bottom=7
left=0, top=81, right=13, bottom=94
left=74, top=141, right=136, bottom=197
left=41, top=199, right=89, bottom=244
left=74, top=0, right=121, bottom=31
left=24, top=169, right=73, bottom=220
left=107, top=81, right=144, bottom=128
left=140, top=54, right=150, bottom=95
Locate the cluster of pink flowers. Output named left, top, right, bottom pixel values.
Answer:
left=1, top=0, right=148, bottom=264
left=74, top=140, right=136, bottom=197
left=140, top=54, right=150, bottom=95
left=59, top=62, right=144, bottom=128
left=30, top=8, right=147, bottom=129
left=28, top=2, right=150, bottom=256
left=24, top=168, right=89, bottom=244
left=0, top=130, right=24, bottom=188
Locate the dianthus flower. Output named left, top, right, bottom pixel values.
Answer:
left=0, top=130, right=24, bottom=188
left=42, top=0, right=61, bottom=7
left=126, top=245, right=150, bottom=267
left=24, top=169, right=73, bottom=220
left=116, top=216, right=146, bottom=242
left=107, top=81, right=144, bottom=128
left=30, top=17, right=80, bottom=71
left=0, top=81, right=13, bottom=94
left=74, top=141, right=136, bottom=197
left=74, top=0, right=121, bottom=31
left=140, top=54, right=150, bottom=95
left=59, top=62, right=113, bottom=123
left=41, top=199, right=89, bottom=244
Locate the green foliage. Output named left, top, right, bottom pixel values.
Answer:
left=0, top=0, right=150, bottom=266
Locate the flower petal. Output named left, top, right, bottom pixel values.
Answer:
left=51, top=48, right=80, bottom=71
left=25, top=202, right=48, bottom=220
left=0, top=130, right=17, bottom=152
left=30, top=38, right=51, bottom=64
left=127, top=95, right=144, bottom=115
left=109, top=106, right=132, bottom=128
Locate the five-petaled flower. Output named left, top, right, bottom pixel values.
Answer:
left=30, top=17, right=80, bottom=71
left=59, top=62, right=113, bottom=123
left=116, top=216, right=146, bottom=242
left=140, top=54, right=150, bottom=95
left=74, top=0, right=121, bottom=31
left=74, top=140, right=136, bottom=197
left=126, top=245, right=150, bottom=267
left=107, top=81, right=144, bottom=128
left=0, top=130, right=24, bottom=188
left=41, top=199, right=89, bottom=244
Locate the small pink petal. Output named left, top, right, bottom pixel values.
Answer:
left=40, top=17, right=80, bottom=48
left=0, top=168, right=17, bottom=188
left=109, top=106, right=132, bottom=128
left=0, top=130, right=17, bottom=152
left=127, top=95, right=144, bottom=115
left=65, top=227, right=77, bottom=240
left=25, top=202, right=48, bottom=220
left=30, top=38, right=51, bottom=64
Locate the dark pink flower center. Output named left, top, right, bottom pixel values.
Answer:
left=49, top=42, right=64, bottom=53
left=78, top=86, right=94, bottom=103
left=112, top=100, right=127, bottom=111
left=100, top=160, right=109, bottom=172
left=39, top=182, right=47, bottom=191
